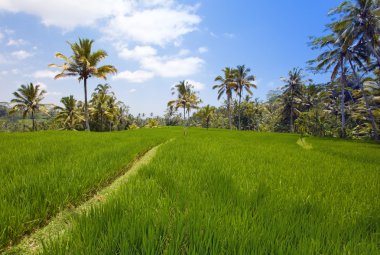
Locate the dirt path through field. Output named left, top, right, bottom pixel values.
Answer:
left=4, top=140, right=172, bottom=255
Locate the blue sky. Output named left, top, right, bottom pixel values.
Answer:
left=0, top=0, right=341, bottom=115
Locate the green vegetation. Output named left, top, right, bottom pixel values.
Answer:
left=49, top=38, right=117, bottom=131
left=0, top=128, right=176, bottom=249
left=10, top=128, right=375, bottom=254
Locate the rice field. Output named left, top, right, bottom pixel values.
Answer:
left=0, top=128, right=176, bottom=249
left=1, top=128, right=380, bottom=254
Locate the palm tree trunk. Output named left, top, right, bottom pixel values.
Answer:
left=340, top=58, right=346, bottom=138
left=348, top=60, right=379, bottom=140
left=290, top=100, right=294, bottom=133
left=83, top=78, right=90, bottom=131
left=183, top=106, right=186, bottom=136
left=238, top=94, right=242, bottom=130
left=31, top=110, right=35, bottom=131
left=227, top=96, right=231, bottom=130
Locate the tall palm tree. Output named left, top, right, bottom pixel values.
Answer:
left=49, top=38, right=117, bottom=131
left=309, top=34, right=350, bottom=137
left=168, top=81, right=197, bottom=132
left=10, top=83, right=47, bottom=131
left=331, top=0, right=380, bottom=66
left=234, top=65, right=257, bottom=130
left=281, top=68, right=304, bottom=133
left=213, top=67, right=237, bottom=130
left=54, top=95, right=84, bottom=130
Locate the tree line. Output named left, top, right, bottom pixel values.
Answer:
left=1, top=0, right=379, bottom=140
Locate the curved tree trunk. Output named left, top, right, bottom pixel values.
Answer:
left=348, top=60, right=379, bottom=140
left=83, top=78, right=90, bottom=131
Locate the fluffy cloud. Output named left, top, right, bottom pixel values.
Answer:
left=1, top=0, right=205, bottom=80
left=118, top=46, right=157, bottom=60
left=11, top=50, right=33, bottom=60
left=0, top=0, right=130, bottom=30
left=141, top=56, right=204, bottom=78
left=113, top=70, right=154, bottom=83
left=186, top=80, right=204, bottom=91
left=103, top=7, right=200, bottom=46
left=33, top=70, right=59, bottom=79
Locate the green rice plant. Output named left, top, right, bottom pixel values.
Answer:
left=40, top=129, right=380, bottom=254
left=0, top=128, right=178, bottom=249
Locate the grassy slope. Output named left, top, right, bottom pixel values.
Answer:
left=41, top=129, right=380, bottom=254
left=0, top=128, right=177, bottom=249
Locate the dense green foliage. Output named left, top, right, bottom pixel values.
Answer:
left=38, top=129, right=380, bottom=254
left=0, top=129, right=175, bottom=249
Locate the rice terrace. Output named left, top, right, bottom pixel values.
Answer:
left=0, top=0, right=379, bottom=254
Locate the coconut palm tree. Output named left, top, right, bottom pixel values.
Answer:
left=10, top=83, right=47, bottom=131
left=168, top=81, right=192, bottom=124
left=197, top=105, right=216, bottom=129
left=347, top=51, right=379, bottom=139
left=213, top=67, right=237, bottom=130
left=234, top=65, right=257, bottom=130
left=168, top=81, right=200, bottom=134
left=49, top=38, right=117, bottom=131
left=54, top=95, right=84, bottom=130
left=281, top=68, right=305, bottom=133
left=331, top=0, right=380, bottom=66
left=309, top=34, right=350, bottom=137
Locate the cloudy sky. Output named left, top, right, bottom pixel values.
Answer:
left=0, top=0, right=341, bottom=115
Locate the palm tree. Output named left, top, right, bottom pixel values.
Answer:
left=281, top=68, right=304, bottom=133
left=331, top=0, right=380, bottom=67
left=10, top=83, right=47, bottom=131
left=309, top=34, right=350, bottom=137
left=347, top=53, right=379, bottom=139
left=168, top=81, right=199, bottom=134
left=54, top=95, right=84, bottom=130
left=213, top=67, right=237, bottom=130
left=234, top=65, right=257, bottom=130
left=49, top=38, right=117, bottom=131
left=197, top=105, right=216, bottom=129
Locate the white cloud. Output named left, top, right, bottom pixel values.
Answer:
left=7, top=38, right=27, bottom=46
left=118, top=45, right=157, bottom=60
left=186, top=80, right=204, bottom=91
left=33, top=70, right=59, bottom=79
left=0, top=32, right=3, bottom=41
left=11, top=50, right=33, bottom=60
left=0, top=0, right=130, bottom=30
left=35, top=81, right=61, bottom=96
left=35, top=81, right=47, bottom=90
left=141, top=56, right=204, bottom=78
left=198, top=47, right=208, bottom=53
left=178, top=49, right=190, bottom=56
left=104, top=7, right=200, bottom=46
left=113, top=70, right=154, bottom=83
left=129, top=88, right=137, bottom=93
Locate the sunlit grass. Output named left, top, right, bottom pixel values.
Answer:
left=41, top=129, right=380, bottom=254
left=0, top=128, right=177, bottom=249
